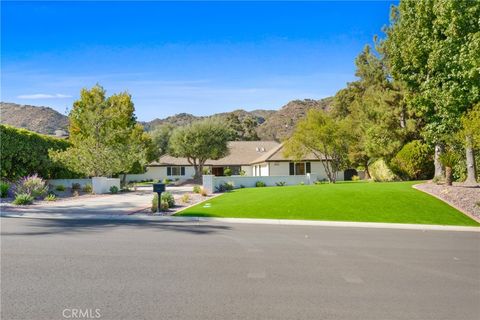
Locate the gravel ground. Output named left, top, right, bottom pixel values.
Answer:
left=133, top=192, right=216, bottom=215
left=415, top=182, right=480, bottom=221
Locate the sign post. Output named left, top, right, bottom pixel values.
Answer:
left=152, top=183, right=166, bottom=213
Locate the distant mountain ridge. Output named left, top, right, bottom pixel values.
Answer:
left=0, top=102, right=69, bottom=135
left=141, top=109, right=276, bottom=131
left=1, top=97, right=333, bottom=141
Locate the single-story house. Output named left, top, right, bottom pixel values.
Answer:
left=126, top=141, right=345, bottom=182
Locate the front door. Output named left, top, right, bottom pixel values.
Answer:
left=212, top=167, right=224, bottom=176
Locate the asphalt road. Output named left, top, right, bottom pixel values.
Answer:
left=1, top=218, right=479, bottom=320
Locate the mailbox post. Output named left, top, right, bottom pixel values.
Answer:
left=153, top=183, right=166, bottom=213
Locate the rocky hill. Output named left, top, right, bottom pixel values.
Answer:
left=1, top=98, right=332, bottom=141
left=0, top=102, right=68, bottom=135
left=255, top=98, right=333, bottom=141
left=142, top=109, right=276, bottom=131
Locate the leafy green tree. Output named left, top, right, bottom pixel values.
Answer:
left=283, top=110, right=349, bottom=183
left=383, top=0, right=480, bottom=179
left=225, top=113, right=259, bottom=141
left=332, top=45, right=413, bottom=178
left=50, top=85, right=150, bottom=178
left=150, top=124, right=175, bottom=157
left=168, top=118, right=231, bottom=180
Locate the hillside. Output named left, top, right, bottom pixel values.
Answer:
left=256, top=98, right=333, bottom=141
left=142, top=109, right=276, bottom=131
left=0, top=98, right=332, bottom=141
left=0, top=102, right=68, bottom=135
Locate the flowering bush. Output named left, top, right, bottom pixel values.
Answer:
left=14, top=174, right=48, bottom=199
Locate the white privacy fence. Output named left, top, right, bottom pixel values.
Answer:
left=203, top=174, right=321, bottom=193
left=48, top=177, right=120, bottom=194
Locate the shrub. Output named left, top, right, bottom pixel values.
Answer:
left=0, top=124, right=80, bottom=180
left=55, top=184, right=66, bottom=192
left=181, top=194, right=191, bottom=203
left=239, top=170, right=246, bottom=176
left=275, top=181, right=286, bottom=186
left=13, top=193, right=34, bottom=205
left=240, top=184, right=245, bottom=188
left=351, top=175, right=360, bottom=181
left=71, top=183, right=81, bottom=191
left=109, top=185, right=119, bottom=194
left=224, top=167, right=232, bottom=176
left=162, top=192, right=175, bottom=207
left=0, top=181, right=9, bottom=198
left=72, top=190, right=80, bottom=197
left=193, top=185, right=201, bottom=193
left=369, top=159, right=399, bottom=182
left=44, top=193, right=57, bottom=201
left=299, top=181, right=305, bottom=185
left=163, top=178, right=172, bottom=185
left=255, top=181, right=266, bottom=187
left=14, top=174, right=48, bottom=199
left=215, top=182, right=234, bottom=192
left=200, top=187, right=208, bottom=197
left=151, top=192, right=175, bottom=212
left=390, top=140, right=434, bottom=180
left=82, top=184, right=93, bottom=193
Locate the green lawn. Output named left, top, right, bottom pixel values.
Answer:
left=177, top=181, right=479, bottom=226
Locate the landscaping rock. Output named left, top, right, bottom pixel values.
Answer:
left=415, top=182, right=480, bottom=221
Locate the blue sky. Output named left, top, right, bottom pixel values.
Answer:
left=2, top=1, right=396, bottom=121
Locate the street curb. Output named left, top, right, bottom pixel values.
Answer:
left=1, top=212, right=479, bottom=232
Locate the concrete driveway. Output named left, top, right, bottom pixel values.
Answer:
left=1, top=218, right=479, bottom=320
left=1, top=186, right=194, bottom=216
left=2, top=191, right=152, bottom=215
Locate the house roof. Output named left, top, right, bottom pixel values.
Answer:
left=250, top=144, right=327, bottom=164
left=152, top=141, right=281, bottom=166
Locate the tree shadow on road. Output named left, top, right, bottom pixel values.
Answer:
left=1, top=217, right=231, bottom=236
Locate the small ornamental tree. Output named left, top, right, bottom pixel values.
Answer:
left=283, top=110, right=349, bottom=183
left=168, top=119, right=231, bottom=180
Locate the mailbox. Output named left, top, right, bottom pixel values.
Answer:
left=153, top=183, right=166, bottom=214
left=153, top=183, right=166, bottom=193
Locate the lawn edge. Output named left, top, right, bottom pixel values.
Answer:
left=412, top=183, right=480, bottom=224
left=173, top=193, right=224, bottom=215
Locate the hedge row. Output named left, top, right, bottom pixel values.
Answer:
left=0, top=125, right=81, bottom=180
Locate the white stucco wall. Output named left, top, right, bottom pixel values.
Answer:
left=259, top=163, right=269, bottom=176
left=92, top=177, right=120, bottom=194
left=204, top=174, right=320, bottom=193
left=125, top=166, right=196, bottom=182
left=241, top=165, right=252, bottom=176
left=310, top=162, right=344, bottom=181
left=254, top=161, right=343, bottom=181
left=268, top=162, right=289, bottom=176
left=48, top=179, right=92, bottom=188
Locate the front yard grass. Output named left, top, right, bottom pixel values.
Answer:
left=177, top=181, right=479, bottom=226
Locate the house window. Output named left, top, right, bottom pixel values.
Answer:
left=295, top=162, right=305, bottom=175
left=167, top=166, right=185, bottom=176
left=289, top=162, right=311, bottom=175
